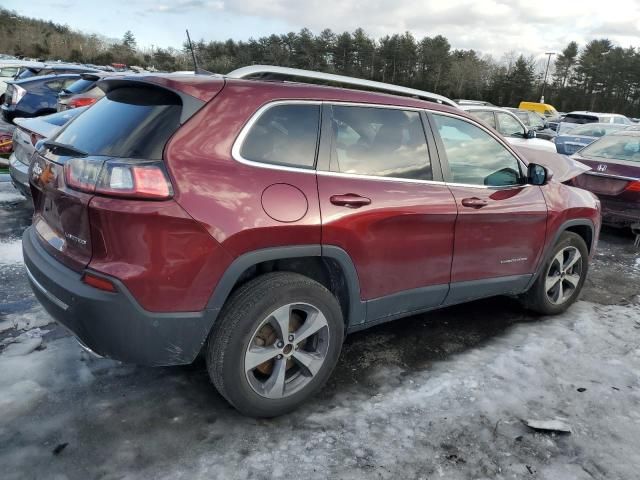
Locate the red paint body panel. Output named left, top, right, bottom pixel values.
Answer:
left=87, top=197, right=233, bottom=312
left=143, top=75, right=225, bottom=102
left=447, top=185, right=548, bottom=282
left=318, top=175, right=457, bottom=299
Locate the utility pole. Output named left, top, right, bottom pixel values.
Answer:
left=540, top=52, right=555, bottom=103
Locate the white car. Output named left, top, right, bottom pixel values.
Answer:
left=0, top=60, right=44, bottom=104
left=460, top=105, right=556, bottom=152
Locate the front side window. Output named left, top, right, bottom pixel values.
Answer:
left=496, top=112, right=525, bottom=137
left=472, top=110, right=496, bottom=129
left=528, top=113, right=545, bottom=129
left=433, top=113, right=523, bottom=187
left=240, top=104, right=319, bottom=168
left=329, top=105, right=432, bottom=180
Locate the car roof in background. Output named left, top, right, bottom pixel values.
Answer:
left=11, top=72, right=82, bottom=85
left=565, top=111, right=627, bottom=118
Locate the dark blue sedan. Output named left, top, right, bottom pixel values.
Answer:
left=1, top=74, right=81, bottom=123
left=555, top=123, right=628, bottom=155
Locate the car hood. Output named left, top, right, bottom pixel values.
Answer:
left=515, top=146, right=591, bottom=182
left=506, top=136, right=556, bottom=152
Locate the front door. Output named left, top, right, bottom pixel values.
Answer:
left=429, top=112, right=548, bottom=301
left=318, top=104, right=458, bottom=322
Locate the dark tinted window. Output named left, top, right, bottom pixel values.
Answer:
left=53, top=86, right=181, bottom=160
left=16, top=68, right=38, bottom=79
left=240, top=104, right=319, bottom=168
left=471, top=110, right=496, bottom=129
left=65, top=78, right=96, bottom=94
left=433, top=113, right=523, bottom=186
left=330, top=105, right=431, bottom=180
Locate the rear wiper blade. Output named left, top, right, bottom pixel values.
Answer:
left=43, top=140, right=88, bottom=157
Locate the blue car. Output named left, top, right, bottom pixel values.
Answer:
left=1, top=73, right=82, bottom=123
left=554, top=123, right=628, bottom=155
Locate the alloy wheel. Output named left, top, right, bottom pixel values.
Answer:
left=545, top=246, right=583, bottom=305
left=244, top=303, right=330, bottom=399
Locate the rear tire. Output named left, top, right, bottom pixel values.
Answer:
left=522, top=232, right=589, bottom=315
left=206, top=272, right=344, bottom=417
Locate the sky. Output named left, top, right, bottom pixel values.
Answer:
left=4, top=0, right=640, bottom=62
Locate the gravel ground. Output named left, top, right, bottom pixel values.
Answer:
left=0, top=181, right=639, bottom=480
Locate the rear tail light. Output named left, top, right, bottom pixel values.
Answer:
left=11, top=85, right=27, bottom=105
left=0, top=134, right=12, bottom=154
left=82, top=272, right=117, bottom=292
left=625, top=181, right=640, bottom=192
left=68, top=97, right=97, bottom=109
left=64, top=158, right=173, bottom=200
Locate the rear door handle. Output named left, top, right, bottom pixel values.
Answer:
left=330, top=194, right=371, bottom=208
left=461, top=197, right=488, bottom=209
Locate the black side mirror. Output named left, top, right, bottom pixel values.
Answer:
left=526, top=128, right=536, bottom=139
left=527, top=163, right=552, bottom=185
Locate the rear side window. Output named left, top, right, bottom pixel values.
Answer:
left=53, top=86, right=181, bottom=160
left=65, top=78, right=95, bottom=94
left=330, top=105, right=432, bottom=180
left=0, top=67, right=18, bottom=77
left=240, top=104, right=320, bottom=168
left=433, top=113, right=523, bottom=187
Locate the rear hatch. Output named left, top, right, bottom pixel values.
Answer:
left=30, top=82, right=201, bottom=272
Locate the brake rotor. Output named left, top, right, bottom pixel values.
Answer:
left=253, top=309, right=306, bottom=375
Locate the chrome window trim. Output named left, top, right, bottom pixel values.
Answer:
left=231, top=100, right=322, bottom=174
left=231, top=100, right=534, bottom=190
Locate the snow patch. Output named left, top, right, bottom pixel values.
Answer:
left=0, top=191, right=25, bottom=203
left=0, top=239, right=23, bottom=265
left=1, top=306, right=52, bottom=332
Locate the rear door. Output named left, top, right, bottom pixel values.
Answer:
left=317, top=104, right=457, bottom=322
left=429, top=112, right=547, bottom=300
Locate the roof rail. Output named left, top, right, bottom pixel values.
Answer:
left=227, top=65, right=459, bottom=108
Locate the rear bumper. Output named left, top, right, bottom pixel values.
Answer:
left=600, top=200, right=640, bottom=226
left=9, top=153, right=31, bottom=198
left=22, top=226, right=218, bottom=366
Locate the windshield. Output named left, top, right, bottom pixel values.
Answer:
left=566, top=123, right=625, bottom=137
left=580, top=135, right=640, bottom=162
left=53, top=86, right=181, bottom=160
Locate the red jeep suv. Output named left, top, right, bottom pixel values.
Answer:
left=23, top=66, right=600, bottom=417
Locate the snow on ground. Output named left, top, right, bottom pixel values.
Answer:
left=0, top=239, right=23, bottom=265
left=0, top=301, right=638, bottom=479
left=0, top=190, right=26, bottom=204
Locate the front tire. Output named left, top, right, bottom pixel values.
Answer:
left=522, top=232, right=589, bottom=315
left=206, top=272, right=344, bottom=417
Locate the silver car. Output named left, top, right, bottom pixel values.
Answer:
left=9, top=107, right=88, bottom=197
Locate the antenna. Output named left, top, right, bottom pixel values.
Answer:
left=185, top=29, right=199, bottom=72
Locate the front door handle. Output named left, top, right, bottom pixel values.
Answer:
left=330, top=194, right=371, bottom=208
left=461, top=197, right=488, bottom=209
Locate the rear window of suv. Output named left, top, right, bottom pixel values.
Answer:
left=53, top=86, right=181, bottom=160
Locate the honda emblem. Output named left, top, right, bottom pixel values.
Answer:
left=596, top=164, right=607, bottom=172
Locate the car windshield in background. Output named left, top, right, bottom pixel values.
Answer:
left=568, top=123, right=625, bottom=137
left=0, top=66, right=19, bottom=77
left=580, top=135, right=640, bottom=162
left=53, top=86, right=181, bottom=159
left=64, top=78, right=95, bottom=94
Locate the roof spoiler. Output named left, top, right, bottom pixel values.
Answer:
left=227, top=65, right=459, bottom=108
